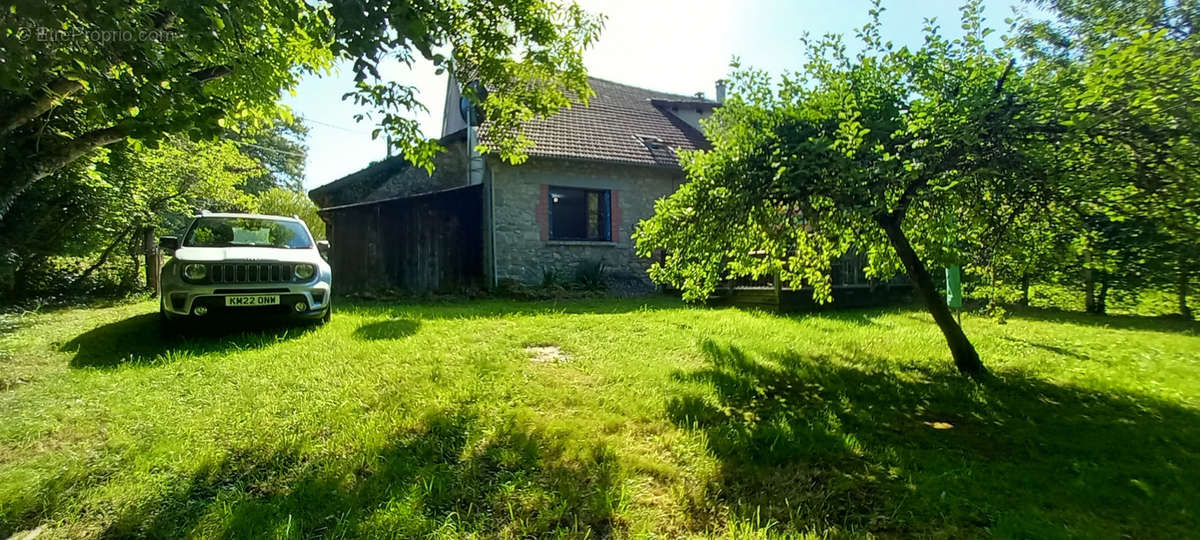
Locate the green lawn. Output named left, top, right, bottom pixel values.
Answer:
left=1, top=297, right=1198, bottom=539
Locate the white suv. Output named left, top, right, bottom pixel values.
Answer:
left=158, top=213, right=332, bottom=333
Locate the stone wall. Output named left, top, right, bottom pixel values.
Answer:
left=488, top=158, right=683, bottom=288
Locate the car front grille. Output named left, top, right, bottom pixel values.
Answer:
left=209, top=263, right=295, bottom=284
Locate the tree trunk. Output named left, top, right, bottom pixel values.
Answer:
left=1179, top=256, right=1192, bottom=320
left=143, top=227, right=161, bottom=297
left=1084, top=266, right=1097, bottom=314
left=124, top=233, right=141, bottom=291
left=1020, top=274, right=1030, bottom=307
left=988, top=263, right=998, bottom=312
left=1096, top=278, right=1109, bottom=315
left=0, top=169, right=38, bottom=222
left=879, top=217, right=986, bottom=377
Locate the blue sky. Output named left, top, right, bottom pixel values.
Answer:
left=285, top=0, right=1035, bottom=191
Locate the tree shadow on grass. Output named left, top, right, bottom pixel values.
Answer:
left=61, top=313, right=316, bottom=369
left=95, top=408, right=623, bottom=539
left=1008, top=305, right=1200, bottom=336
left=666, top=340, right=1200, bottom=538
left=353, top=318, right=420, bottom=340
left=1000, top=336, right=1091, bottom=360
left=779, top=307, right=886, bottom=329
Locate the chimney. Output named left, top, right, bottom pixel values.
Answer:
left=715, top=79, right=727, bottom=104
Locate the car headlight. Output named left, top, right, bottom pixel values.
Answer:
left=182, top=263, right=207, bottom=281
left=294, top=263, right=316, bottom=281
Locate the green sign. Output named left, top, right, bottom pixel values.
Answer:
left=946, top=265, right=963, bottom=308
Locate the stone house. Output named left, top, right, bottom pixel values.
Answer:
left=309, top=77, right=720, bottom=293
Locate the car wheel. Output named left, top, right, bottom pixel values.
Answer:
left=320, top=302, right=332, bottom=324
left=159, top=304, right=181, bottom=338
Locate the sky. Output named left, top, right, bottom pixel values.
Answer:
left=285, top=0, right=1036, bottom=191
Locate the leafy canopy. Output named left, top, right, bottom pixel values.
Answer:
left=1011, top=0, right=1200, bottom=312
left=0, top=0, right=602, bottom=216
left=636, top=1, right=1050, bottom=304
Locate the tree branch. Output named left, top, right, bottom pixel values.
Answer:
left=189, top=66, right=234, bottom=83
left=1, top=78, right=86, bottom=136
left=68, top=225, right=133, bottom=289
left=888, top=173, right=935, bottom=223
left=147, top=188, right=191, bottom=211
left=994, top=58, right=1015, bottom=95
left=31, top=124, right=130, bottom=182
left=0, top=123, right=132, bottom=219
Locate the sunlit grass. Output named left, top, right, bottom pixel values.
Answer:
left=1, top=297, right=1198, bottom=538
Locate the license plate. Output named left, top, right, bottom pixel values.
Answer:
left=224, top=295, right=280, bottom=307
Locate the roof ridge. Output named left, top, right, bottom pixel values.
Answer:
left=586, top=76, right=714, bottom=102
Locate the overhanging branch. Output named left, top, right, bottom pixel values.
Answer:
left=31, top=123, right=131, bottom=182
left=1, top=78, right=86, bottom=136
left=189, top=66, right=233, bottom=83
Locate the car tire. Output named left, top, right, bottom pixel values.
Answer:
left=320, top=302, right=332, bottom=324
left=159, top=304, right=181, bottom=338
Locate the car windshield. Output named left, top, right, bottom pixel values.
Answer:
left=183, top=217, right=313, bottom=249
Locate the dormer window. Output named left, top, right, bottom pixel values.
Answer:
left=638, top=135, right=667, bottom=151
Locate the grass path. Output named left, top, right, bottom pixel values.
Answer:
left=1, top=297, right=1198, bottom=538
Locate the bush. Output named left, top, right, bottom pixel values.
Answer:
left=9, top=255, right=141, bottom=303
left=541, top=268, right=562, bottom=287
left=574, top=259, right=608, bottom=291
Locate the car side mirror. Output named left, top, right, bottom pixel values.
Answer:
left=316, top=240, right=330, bottom=257
left=159, top=236, right=179, bottom=253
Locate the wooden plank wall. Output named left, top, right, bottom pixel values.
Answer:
left=324, top=185, right=484, bottom=294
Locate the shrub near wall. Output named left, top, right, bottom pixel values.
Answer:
left=9, top=256, right=141, bottom=302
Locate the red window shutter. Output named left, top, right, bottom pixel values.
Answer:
left=536, top=184, right=549, bottom=241
left=609, top=189, right=620, bottom=243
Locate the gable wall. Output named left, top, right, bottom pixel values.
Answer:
left=313, top=139, right=471, bottom=209
left=661, top=107, right=712, bottom=133
left=488, top=157, right=683, bottom=290
left=365, top=140, right=471, bottom=201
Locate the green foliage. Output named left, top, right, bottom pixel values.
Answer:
left=1006, top=0, right=1200, bottom=315
left=228, top=120, right=310, bottom=193
left=0, top=0, right=602, bottom=216
left=327, top=0, right=603, bottom=169
left=104, top=136, right=261, bottom=231
left=541, top=267, right=561, bottom=287
left=14, top=255, right=139, bottom=299
left=636, top=2, right=1049, bottom=305
left=493, top=277, right=605, bottom=300
left=253, top=187, right=325, bottom=240
left=0, top=0, right=334, bottom=215
left=0, top=135, right=261, bottom=301
left=494, top=260, right=610, bottom=300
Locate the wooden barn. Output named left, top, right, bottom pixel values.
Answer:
left=319, top=184, right=484, bottom=294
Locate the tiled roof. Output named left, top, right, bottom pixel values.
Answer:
left=479, top=77, right=713, bottom=168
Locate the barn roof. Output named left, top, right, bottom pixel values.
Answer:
left=308, top=130, right=466, bottom=202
